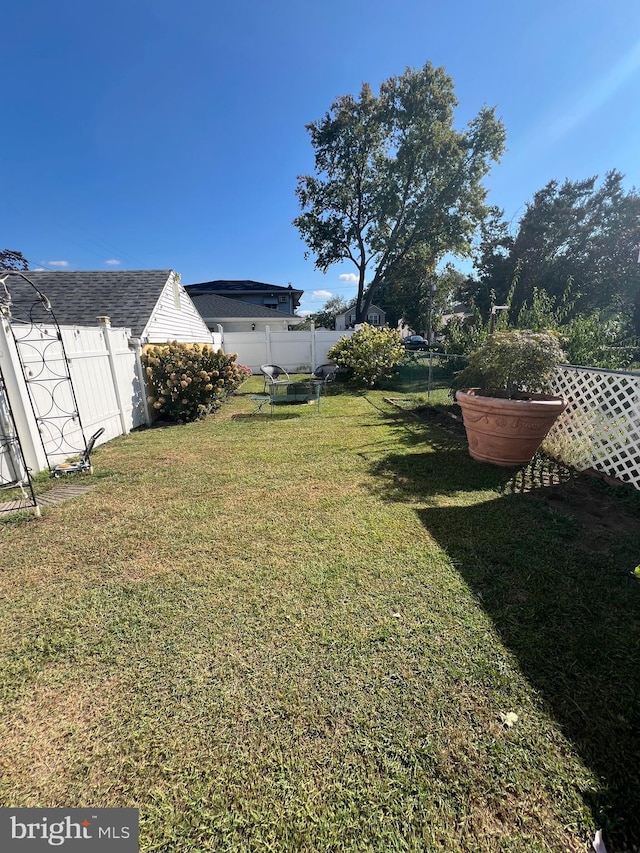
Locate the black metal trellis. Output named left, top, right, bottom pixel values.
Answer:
left=0, top=271, right=89, bottom=473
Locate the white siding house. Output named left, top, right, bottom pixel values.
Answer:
left=189, top=292, right=303, bottom=334
left=141, top=272, right=214, bottom=344
left=335, top=303, right=386, bottom=331
left=7, top=269, right=214, bottom=346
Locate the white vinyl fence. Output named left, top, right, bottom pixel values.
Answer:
left=0, top=316, right=149, bottom=475
left=221, top=325, right=352, bottom=373
left=548, top=364, right=640, bottom=490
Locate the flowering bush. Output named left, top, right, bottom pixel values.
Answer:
left=236, top=364, right=252, bottom=383
left=327, top=324, right=404, bottom=387
left=142, top=342, right=249, bottom=422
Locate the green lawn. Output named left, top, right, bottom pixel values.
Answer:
left=1, top=375, right=639, bottom=852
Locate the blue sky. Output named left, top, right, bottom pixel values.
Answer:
left=2, top=0, right=639, bottom=316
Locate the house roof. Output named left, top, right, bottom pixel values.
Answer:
left=185, top=279, right=303, bottom=303
left=190, top=292, right=298, bottom=319
left=3, top=269, right=175, bottom=337
left=336, top=302, right=385, bottom=317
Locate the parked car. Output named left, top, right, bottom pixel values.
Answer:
left=402, top=335, right=429, bottom=350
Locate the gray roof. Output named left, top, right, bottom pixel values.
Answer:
left=338, top=302, right=385, bottom=315
left=186, top=279, right=302, bottom=296
left=2, top=270, right=173, bottom=337
left=190, top=292, right=297, bottom=319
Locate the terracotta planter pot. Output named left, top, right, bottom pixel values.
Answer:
left=455, top=388, right=567, bottom=467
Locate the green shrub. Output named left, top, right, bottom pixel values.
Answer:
left=142, top=342, right=248, bottom=423
left=327, top=324, right=404, bottom=387
left=563, top=312, right=638, bottom=369
left=453, top=329, right=565, bottom=398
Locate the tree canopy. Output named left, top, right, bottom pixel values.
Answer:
left=0, top=249, right=28, bottom=271
left=306, top=295, right=349, bottom=330
left=472, top=171, right=640, bottom=332
left=294, top=63, right=506, bottom=323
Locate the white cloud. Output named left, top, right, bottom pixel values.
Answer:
left=339, top=273, right=358, bottom=283
left=33, top=267, right=45, bottom=271
left=105, top=259, right=121, bottom=266
left=47, top=260, right=69, bottom=267
left=312, top=289, right=332, bottom=300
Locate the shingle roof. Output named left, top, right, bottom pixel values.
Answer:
left=337, top=302, right=385, bottom=315
left=190, top=292, right=297, bottom=319
left=186, top=279, right=303, bottom=300
left=2, top=270, right=173, bottom=337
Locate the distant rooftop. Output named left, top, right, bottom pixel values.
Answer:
left=185, top=279, right=303, bottom=306
left=190, top=292, right=298, bottom=319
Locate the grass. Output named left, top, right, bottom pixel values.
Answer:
left=1, top=372, right=639, bottom=852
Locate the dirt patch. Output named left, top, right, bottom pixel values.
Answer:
left=412, top=404, right=467, bottom=436
left=541, top=479, right=640, bottom=541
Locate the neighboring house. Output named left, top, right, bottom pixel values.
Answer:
left=441, top=303, right=475, bottom=327
left=335, top=303, right=386, bottom=331
left=185, top=279, right=303, bottom=315
left=190, top=292, right=304, bottom=333
left=5, top=269, right=213, bottom=344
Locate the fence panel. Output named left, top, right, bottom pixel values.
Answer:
left=222, top=327, right=352, bottom=373
left=222, top=334, right=269, bottom=372
left=547, top=365, right=640, bottom=490
left=62, top=327, right=121, bottom=446
left=6, top=322, right=147, bottom=469
left=268, top=332, right=314, bottom=372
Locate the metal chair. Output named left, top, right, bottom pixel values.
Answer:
left=260, top=364, right=290, bottom=392
left=312, top=363, right=339, bottom=390
left=50, top=427, right=105, bottom=477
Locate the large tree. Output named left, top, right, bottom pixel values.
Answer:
left=376, top=252, right=469, bottom=333
left=294, top=63, right=506, bottom=323
left=474, top=171, right=640, bottom=330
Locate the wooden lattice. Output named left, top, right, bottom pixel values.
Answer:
left=546, top=365, right=640, bottom=490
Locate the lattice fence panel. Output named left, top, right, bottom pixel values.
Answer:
left=546, top=365, right=640, bottom=490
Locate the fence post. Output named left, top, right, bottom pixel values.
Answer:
left=0, top=311, right=48, bottom=473
left=98, top=317, right=130, bottom=435
left=265, top=326, right=272, bottom=364
left=310, top=322, right=316, bottom=371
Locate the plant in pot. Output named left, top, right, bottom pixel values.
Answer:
left=453, top=329, right=567, bottom=466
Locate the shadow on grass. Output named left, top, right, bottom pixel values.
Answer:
left=370, top=418, right=640, bottom=847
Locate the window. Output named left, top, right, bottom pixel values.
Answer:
left=368, top=313, right=379, bottom=325
left=279, top=295, right=288, bottom=303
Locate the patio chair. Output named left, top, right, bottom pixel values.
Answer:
left=50, top=427, right=105, bottom=478
left=312, top=363, right=339, bottom=390
left=260, top=364, right=290, bottom=392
